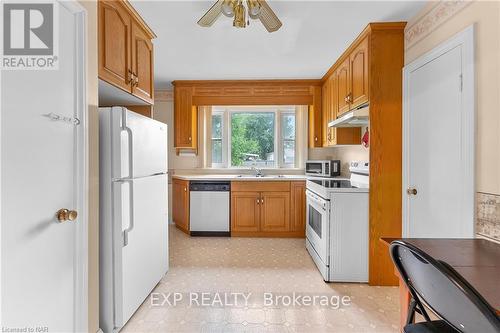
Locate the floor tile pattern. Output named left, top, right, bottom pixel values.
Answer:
left=123, top=225, right=400, bottom=332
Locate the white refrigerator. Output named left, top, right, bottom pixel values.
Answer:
left=99, top=107, right=169, bottom=333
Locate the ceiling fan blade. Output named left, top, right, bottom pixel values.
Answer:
left=198, top=0, right=224, bottom=27
left=257, top=0, right=282, bottom=32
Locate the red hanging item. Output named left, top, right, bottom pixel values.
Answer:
left=362, top=127, right=369, bottom=148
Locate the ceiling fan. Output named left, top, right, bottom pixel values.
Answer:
left=198, top=0, right=282, bottom=32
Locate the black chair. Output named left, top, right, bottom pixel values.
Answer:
left=390, top=240, right=500, bottom=333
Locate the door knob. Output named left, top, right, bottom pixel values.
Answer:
left=406, top=188, right=418, bottom=196
left=56, top=208, right=78, bottom=222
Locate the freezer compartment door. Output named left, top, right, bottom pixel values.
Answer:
left=113, top=174, right=169, bottom=327
left=111, top=107, right=168, bottom=179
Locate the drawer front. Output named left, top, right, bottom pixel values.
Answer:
left=231, top=181, right=290, bottom=192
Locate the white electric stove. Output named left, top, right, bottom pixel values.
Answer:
left=305, top=161, right=369, bottom=282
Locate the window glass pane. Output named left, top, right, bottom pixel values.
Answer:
left=282, top=114, right=295, bottom=139
left=231, top=113, right=275, bottom=167
left=212, top=114, right=223, bottom=165
left=212, top=114, right=222, bottom=138
left=212, top=139, right=222, bottom=164
left=281, top=113, right=295, bottom=166
left=283, top=140, right=295, bottom=165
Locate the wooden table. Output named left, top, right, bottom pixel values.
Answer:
left=381, top=238, right=500, bottom=330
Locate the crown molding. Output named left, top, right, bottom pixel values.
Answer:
left=405, top=0, right=473, bottom=50
left=155, top=89, right=173, bottom=102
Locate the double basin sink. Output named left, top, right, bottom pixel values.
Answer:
left=236, top=174, right=287, bottom=179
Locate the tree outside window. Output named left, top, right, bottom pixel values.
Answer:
left=210, top=107, right=296, bottom=168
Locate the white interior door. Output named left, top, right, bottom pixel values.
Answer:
left=0, top=2, right=87, bottom=331
left=403, top=26, right=475, bottom=238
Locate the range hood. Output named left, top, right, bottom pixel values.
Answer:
left=328, top=104, right=369, bottom=128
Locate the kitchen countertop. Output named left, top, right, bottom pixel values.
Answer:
left=172, top=174, right=309, bottom=181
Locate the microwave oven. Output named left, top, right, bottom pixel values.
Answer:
left=305, top=160, right=341, bottom=177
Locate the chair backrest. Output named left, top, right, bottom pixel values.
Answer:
left=390, top=240, right=500, bottom=333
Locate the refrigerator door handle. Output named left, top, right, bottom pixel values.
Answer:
left=121, top=126, right=134, bottom=179
left=117, top=178, right=135, bottom=247
left=121, top=107, right=134, bottom=179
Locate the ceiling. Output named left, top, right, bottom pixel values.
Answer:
left=130, top=1, right=425, bottom=89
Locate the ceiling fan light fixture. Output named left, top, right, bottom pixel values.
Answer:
left=247, top=0, right=261, bottom=19
left=233, top=1, right=246, bottom=28
left=197, top=0, right=281, bottom=32
left=221, top=0, right=236, bottom=17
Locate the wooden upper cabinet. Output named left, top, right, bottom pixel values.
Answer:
left=308, top=86, right=322, bottom=148
left=131, top=21, right=154, bottom=103
left=174, top=86, right=197, bottom=149
left=98, top=0, right=155, bottom=104
left=231, top=192, right=261, bottom=233
left=321, top=78, right=331, bottom=146
left=321, top=71, right=360, bottom=146
left=328, top=74, right=337, bottom=145
left=350, top=37, right=369, bottom=108
left=261, top=192, right=290, bottom=232
left=337, top=58, right=351, bottom=116
left=98, top=1, right=131, bottom=92
left=172, top=178, right=189, bottom=233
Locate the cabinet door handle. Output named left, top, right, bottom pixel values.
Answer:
left=188, top=136, right=192, bottom=142
left=314, top=136, right=318, bottom=142
left=256, top=199, right=260, bottom=204
left=127, top=70, right=134, bottom=84
left=261, top=198, right=264, bottom=204
left=133, top=74, right=139, bottom=87
left=184, top=187, right=187, bottom=192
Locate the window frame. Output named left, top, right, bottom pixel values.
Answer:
left=211, top=106, right=297, bottom=169
left=210, top=110, right=227, bottom=168
left=279, top=110, right=297, bottom=169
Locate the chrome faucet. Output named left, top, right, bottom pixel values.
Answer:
left=251, top=166, right=264, bottom=177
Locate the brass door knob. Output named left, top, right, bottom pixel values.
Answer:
left=57, top=208, right=78, bottom=222
left=407, top=188, right=418, bottom=196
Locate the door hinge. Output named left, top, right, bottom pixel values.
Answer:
left=459, top=74, right=463, bottom=92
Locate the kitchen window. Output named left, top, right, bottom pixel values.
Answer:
left=211, top=112, right=223, bottom=165
left=210, top=106, right=297, bottom=169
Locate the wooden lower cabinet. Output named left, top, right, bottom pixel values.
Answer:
left=290, top=181, right=306, bottom=236
left=231, top=181, right=305, bottom=237
left=172, top=178, right=189, bottom=234
left=231, top=192, right=260, bottom=232
left=260, top=192, right=290, bottom=232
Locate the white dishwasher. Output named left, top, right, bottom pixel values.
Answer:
left=189, top=181, right=231, bottom=236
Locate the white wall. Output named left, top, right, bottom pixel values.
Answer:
left=309, top=145, right=369, bottom=177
